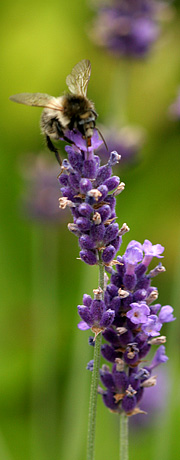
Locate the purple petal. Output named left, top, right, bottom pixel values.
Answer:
left=158, top=305, right=176, bottom=323
left=77, top=320, right=90, bottom=331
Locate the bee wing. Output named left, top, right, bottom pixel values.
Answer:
left=10, top=93, right=62, bottom=110
left=66, top=59, right=91, bottom=97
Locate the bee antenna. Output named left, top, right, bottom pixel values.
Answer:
left=96, top=127, right=108, bottom=151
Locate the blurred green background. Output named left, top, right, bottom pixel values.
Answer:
left=0, top=1, right=180, bottom=459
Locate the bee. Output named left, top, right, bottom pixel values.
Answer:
left=10, top=60, right=98, bottom=165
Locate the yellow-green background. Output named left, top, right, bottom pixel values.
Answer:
left=0, top=1, right=180, bottom=459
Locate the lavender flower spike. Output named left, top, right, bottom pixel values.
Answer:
left=97, top=237, right=174, bottom=416
left=56, top=88, right=174, bottom=421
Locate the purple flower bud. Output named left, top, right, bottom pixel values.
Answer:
left=61, top=158, right=71, bottom=170
left=102, top=245, right=116, bottom=264
left=95, top=164, right=112, bottom=187
left=103, top=327, right=120, bottom=346
left=90, top=223, right=106, bottom=243
left=113, top=370, right=128, bottom=392
left=136, top=276, right=150, bottom=290
left=133, top=289, right=147, bottom=302
left=123, top=273, right=137, bottom=291
left=116, top=256, right=125, bottom=276
left=68, top=172, right=80, bottom=191
left=105, top=195, right=116, bottom=211
left=61, top=186, right=74, bottom=200
left=83, top=294, right=92, bottom=307
left=76, top=217, right=91, bottom=232
left=79, top=178, right=92, bottom=194
left=108, top=151, right=121, bottom=166
left=118, top=330, right=134, bottom=347
left=58, top=173, right=69, bottom=186
left=100, top=309, right=115, bottom=328
left=101, top=344, right=117, bottom=363
left=100, top=368, right=115, bottom=391
left=90, top=299, right=105, bottom=322
left=122, top=394, right=137, bottom=414
left=80, top=249, right=97, bottom=265
left=82, top=159, right=97, bottom=179
left=66, top=146, right=83, bottom=173
left=148, top=262, right=166, bottom=278
left=104, top=175, right=120, bottom=191
left=111, top=273, right=122, bottom=288
left=79, top=234, right=95, bottom=250
left=98, top=205, right=111, bottom=223
left=106, top=283, right=119, bottom=297
left=122, top=293, right=133, bottom=310
left=104, top=290, right=111, bottom=308
left=149, top=303, right=161, bottom=315
left=138, top=342, right=151, bottom=359
left=102, top=390, right=118, bottom=411
left=97, top=185, right=108, bottom=201
left=77, top=305, right=93, bottom=326
left=103, top=223, right=119, bottom=245
left=111, top=236, right=122, bottom=252
left=110, top=296, right=121, bottom=314
left=135, top=263, right=147, bottom=278
left=78, top=203, right=93, bottom=218
left=86, top=360, right=94, bottom=371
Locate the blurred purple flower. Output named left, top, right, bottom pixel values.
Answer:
left=88, top=0, right=164, bottom=58
left=130, top=368, right=170, bottom=427
left=20, top=153, right=68, bottom=222
left=97, top=125, right=145, bottom=166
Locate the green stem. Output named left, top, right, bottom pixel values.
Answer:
left=87, top=260, right=105, bottom=460
left=120, top=413, right=129, bottom=460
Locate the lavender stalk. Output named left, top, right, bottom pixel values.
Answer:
left=120, top=413, right=128, bottom=460
left=87, top=259, right=104, bottom=460
left=87, top=330, right=102, bottom=460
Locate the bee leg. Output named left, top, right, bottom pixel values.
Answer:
left=45, top=135, right=62, bottom=166
left=54, top=120, right=75, bottom=146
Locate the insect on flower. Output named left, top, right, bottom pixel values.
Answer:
left=10, top=60, right=100, bottom=165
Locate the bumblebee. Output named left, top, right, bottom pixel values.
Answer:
left=10, top=60, right=98, bottom=165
